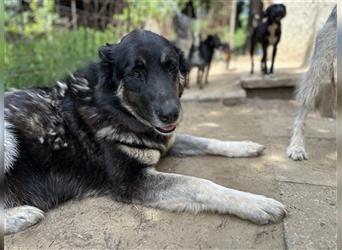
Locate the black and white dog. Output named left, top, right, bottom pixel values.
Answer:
left=186, top=34, right=221, bottom=89
left=250, top=4, right=286, bottom=75
left=4, top=30, right=285, bottom=235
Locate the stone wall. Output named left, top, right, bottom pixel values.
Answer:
left=274, top=1, right=336, bottom=67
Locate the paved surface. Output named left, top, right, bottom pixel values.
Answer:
left=5, top=63, right=336, bottom=250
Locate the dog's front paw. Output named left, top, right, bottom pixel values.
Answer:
left=222, top=141, right=265, bottom=157
left=287, top=145, right=307, bottom=161
left=5, top=206, right=45, bottom=234
left=236, top=193, right=286, bottom=225
left=239, top=141, right=265, bottom=157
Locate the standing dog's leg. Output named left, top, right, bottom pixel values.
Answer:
left=261, top=43, right=268, bottom=74
left=204, top=63, right=211, bottom=85
left=270, top=44, right=278, bottom=74
left=131, top=169, right=286, bottom=225
left=198, top=68, right=204, bottom=89
left=250, top=30, right=256, bottom=75
left=287, top=5, right=336, bottom=161
left=226, top=52, right=231, bottom=70
left=287, top=105, right=309, bottom=160
left=196, top=68, right=201, bottom=85
left=5, top=206, right=45, bottom=235
left=168, top=133, right=265, bottom=157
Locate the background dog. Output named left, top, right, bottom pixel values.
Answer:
left=219, top=42, right=231, bottom=70
left=287, top=5, right=336, bottom=161
left=4, top=30, right=285, bottom=235
left=250, top=4, right=286, bottom=75
left=186, top=34, right=221, bottom=89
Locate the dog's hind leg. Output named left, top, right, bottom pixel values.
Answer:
left=131, top=168, right=286, bottom=225
left=5, top=206, right=45, bottom=234
left=198, top=68, right=204, bottom=89
left=287, top=6, right=336, bottom=161
left=204, top=63, right=211, bottom=85
left=168, top=133, right=265, bottom=157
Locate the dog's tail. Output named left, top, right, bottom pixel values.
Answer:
left=4, top=120, right=18, bottom=173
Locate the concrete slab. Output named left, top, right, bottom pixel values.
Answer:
left=241, top=74, right=301, bottom=89
left=266, top=138, right=336, bottom=187
left=280, top=182, right=336, bottom=250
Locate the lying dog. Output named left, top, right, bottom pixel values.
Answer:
left=287, top=5, right=336, bottom=161
left=250, top=4, right=286, bottom=75
left=4, top=30, right=285, bottom=235
left=186, top=34, right=221, bottom=89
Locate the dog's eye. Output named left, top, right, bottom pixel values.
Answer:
left=130, top=70, right=142, bottom=79
left=168, top=64, right=177, bottom=72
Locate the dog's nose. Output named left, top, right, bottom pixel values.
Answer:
left=158, top=106, right=179, bottom=124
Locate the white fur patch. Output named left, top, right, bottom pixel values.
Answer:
left=5, top=206, right=45, bottom=235
left=96, top=126, right=139, bottom=145
left=118, top=145, right=160, bottom=165
left=4, top=120, right=18, bottom=173
left=268, top=23, right=278, bottom=45
left=207, top=140, right=265, bottom=157
left=147, top=171, right=286, bottom=224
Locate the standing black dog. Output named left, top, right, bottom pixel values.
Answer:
left=250, top=4, right=286, bottom=75
left=186, top=34, right=221, bottom=89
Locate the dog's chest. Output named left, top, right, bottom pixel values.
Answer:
left=96, top=125, right=175, bottom=166
left=268, top=23, right=279, bottom=45
left=191, top=49, right=205, bottom=67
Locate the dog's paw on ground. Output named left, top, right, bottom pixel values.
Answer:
left=287, top=145, right=308, bottom=161
left=239, top=141, right=265, bottom=157
left=235, top=193, right=286, bottom=225
left=5, top=206, right=45, bottom=235
left=219, top=141, right=265, bottom=158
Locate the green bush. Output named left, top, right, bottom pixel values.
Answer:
left=5, top=27, right=118, bottom=90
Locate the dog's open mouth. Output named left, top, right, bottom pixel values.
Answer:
left=155, top=124, right=177, bottom=134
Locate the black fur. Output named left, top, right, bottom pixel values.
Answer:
left=250, top=4, right=286, bottom=75
left=4, top=30, right=189, bottom=211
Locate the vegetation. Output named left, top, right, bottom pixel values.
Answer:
left=4, top=0, right=246, bottom=90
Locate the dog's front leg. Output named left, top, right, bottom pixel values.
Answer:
left=132, top=169, right=286, bottom=225
left=168, top=133, right=265, bottom=157
left=261, top=43, right=268, bottom=74
left=270, top=45, right=278, bottom=74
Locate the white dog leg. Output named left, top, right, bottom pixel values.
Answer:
left=169, top=133, right=265, bottom=157
left=287, top=105, right=309, bottom=161
left=136, top=169, right=286, bottom=225
left=5, top=206, right=45, bottom=235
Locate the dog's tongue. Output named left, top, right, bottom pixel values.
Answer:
left=158, top=124, right=177, bottom=133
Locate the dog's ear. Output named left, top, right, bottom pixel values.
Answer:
left=98, top=43, right=121, bottom=88
left=280, top=4, right=286, bottom=18
left=173, top=45, right=189, bottom=97
left=263, top=6, right=272, bottom=18
left=98, top=43, right=116, bottom=63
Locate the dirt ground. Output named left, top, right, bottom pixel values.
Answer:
left=5, top=60, right=336, bottom=249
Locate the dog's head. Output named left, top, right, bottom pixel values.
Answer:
left=264, top=4, right=286, bottom=22
left=98, top=29, right=189, bottom=135
left=205, top=34, right=221, bottom=49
